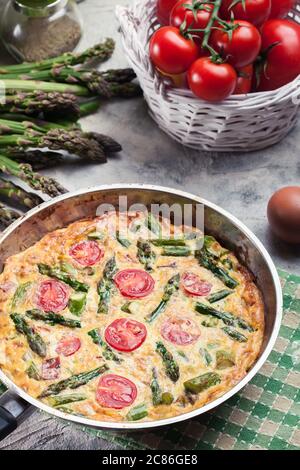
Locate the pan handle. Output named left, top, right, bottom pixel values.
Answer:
left=0, top=390, right=32, bottom=440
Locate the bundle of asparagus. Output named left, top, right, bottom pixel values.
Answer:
left=0, top=39, right=141, bottom=229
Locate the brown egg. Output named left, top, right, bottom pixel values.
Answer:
left=267, top=186, right=300, bottom=244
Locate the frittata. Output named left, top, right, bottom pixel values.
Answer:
left=0, top=211, right=264, bottom=422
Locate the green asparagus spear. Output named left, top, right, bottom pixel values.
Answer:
left=10, top=313, right=47, bottom=357
left=11, top=282, right=32, bottom=309
left=38, top=263, right=89, bottom=293
left=97, top=256, right=117, bottom=314
left=0, top=178, right=43, bottom=209
left=137, top=239, right=156, bottom=271
left=116, top=231, right=131, bottom=248
left=161, top=246, right=191, bottom=257
left=207, top=289, right=232, bottom=304
left=156, top=341, right=180, bottom=383
left=0, top=39, right=115, bottom=74
left=195, top=302, right=253, bottom=331
left=235, top=318, right=255, bottom=333
left=26, top=361, right=41, bottom=380
left=38, top=364, right=109, bottom=398
left=195, top=303, right=236, bottom=326
left=146, top=273, right=180, bottom=323
left=196, top=249, right=238, bottom=289
left=222, top=327, right=248, bottom=343
left=26, top=309, right=81, bottom=328
left=150, top=368, right=162, bottom=406
left=126, top=403, right=148, bottom=421
left=215, top=350, right=236, bottom=369
left=88, top=329, right=122, bottom=363
left=184, top=372, right=221, bottom=394
left=146, top=213, right=162, bottom=237
left=199, top=348, right=213, bottom=366
left=0, top=154, right=66, bottom=197
left=47, top=394, right=87, bottom=408
left=151, top=238, right=186, bottom=246
left=0, top=202, right=21, bottom=227
left=68, top=292, right=87, bottom=316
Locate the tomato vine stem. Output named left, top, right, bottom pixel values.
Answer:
left=201, top=0, right=222, bottom=49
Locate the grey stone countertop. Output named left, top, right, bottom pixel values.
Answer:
left=0, top=0, right=299, bottom=451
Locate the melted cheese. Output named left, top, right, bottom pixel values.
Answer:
left=0, top=211, right=264, bottom=422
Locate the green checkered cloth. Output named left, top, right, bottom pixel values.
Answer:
left=0, top=270, right=299, bottom=450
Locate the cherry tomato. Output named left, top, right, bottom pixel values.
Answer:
left=211, top=20, right=261, bottom=68
left=149, top=26, right=199, bottom=74
left=56, top=336, right=81, bottom=357
left=257, top=19, right=300, bottom=91
left=187, top=57, right=237, bottom=102
left=269, top=0, right=295, bottom=18
left=157, top=0, right=178, bottom=25
left=220, top=0, right=271, bottom=27
left=157, top=68, right=188, bottom=88
left=233, top=64, right=253, bottom=94
left=161, top=316, right=200, bottom=345
left=170, top=1, right=214, bottom=40
left=114, top=269, right=155, bottom=298
left=181, top=272, right=212, bottom=296
left=105, top=318, right=147, bottom=352
left=36, top=279, right=69, bottom=313
left=96, top=374, right=137, bottom=409
left=41, top=357, right=61, bottom=380
left=69, top=240, right=103, bottom=267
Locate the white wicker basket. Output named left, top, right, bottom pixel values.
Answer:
left=116, top=0, right=300, bottom=152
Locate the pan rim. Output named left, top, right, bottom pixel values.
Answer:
left=0, top=184, right=283, bottom=431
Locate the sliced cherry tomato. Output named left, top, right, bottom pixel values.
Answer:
left=187, top=57, right=237, bottom=102
left=170, top=1, right=214, bottom=40
left=181, top=272, right=212, bottom=296
left=41, top=357, right=61, bottom=380
left=234, top=64, right=253, bottom=94
left=220, top=0, right=271, bottom=28
left=269, top=0, right=295, bottom=19
left=69, top=240, right=103, bottom=266
left=56, top=336, right=81, bottom=357
left=105, top=318, right=147, bottom=352
left=149, top=26, right=199, bottom=74
left=257, top=19, right=300, bottom=91
left=211, top=20, right=261, bottom=68
left=157, top=0, right=178, bottom=25
left=96, top=374, right=137, bottom=409
left=114, top=269, right=155, bottom=298
left=36, top=279, right=69, bottom=313
left=161, top=316, right=200, bottom=345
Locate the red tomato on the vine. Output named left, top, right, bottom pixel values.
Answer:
left=269, top=0, right=295, bottom=19
left=150, top=26, right=199, bottom=74
left=256, top=19, right=300, bottom=91
left=233, top=64, right=253, bottom=94
left=157, top=0, right=178, bottom=25
left=211, top=20, right=261, bottom=68
left=170, top=0, right=214, bottom=40
left=220, top=0, right=271, bottom=27
left=187, top=57, right=237, bottom=102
